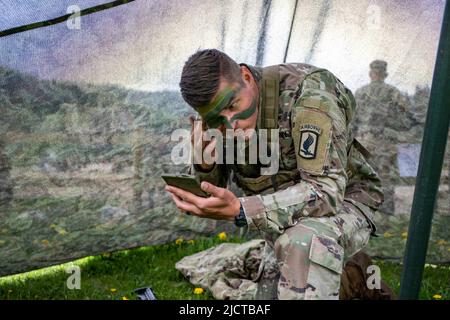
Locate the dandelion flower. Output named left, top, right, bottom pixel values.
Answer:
left=383, top=232, right=394, bottom=238
left=401, top=232, right=408, bottom=239
left=218, top=232, right=227, bottom=241
left=433, top=294, right=442, bottom=300
left=122, top=296, right=129, bottom=300
left=175, top=238, right=183, bottom=245
left=188, top=240, right=195, bottom=244
left=194, top=287, right=204, bottom=295
left=110, top=288, right=117, bottom=293
left=437, top=239, right=446, bottom=246
left=41, top=239, right=49, bottom=246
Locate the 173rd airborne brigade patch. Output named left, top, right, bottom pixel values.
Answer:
left=293, top=108, right=332, bottom=175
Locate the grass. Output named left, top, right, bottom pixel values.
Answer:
left=0, top=234, right=448, bottom=300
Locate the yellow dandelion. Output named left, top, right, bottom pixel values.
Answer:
left=383, top=231, right=394, bottom=238
left=437, top=239, right=446, bottom=246
left=188, top=240, right=195, bottom=244
left=401, top=232, right=408, bottom=239
left=175, top=238, right=183, bottom=245
left=122, top=296, right=129, bottom=300
left=110, top=288, right=117, bottom=293
left=193, top=287, right=204, bottom=295
left=433, top=294, right=442, bottom=300
left=41, top=239, right=49, bottom=246
left=218, top=232, right=227, bottom=241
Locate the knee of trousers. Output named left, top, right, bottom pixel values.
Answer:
left=274, top=221, right=345, bottom=299
left=274, top=222, right=344, bottom=273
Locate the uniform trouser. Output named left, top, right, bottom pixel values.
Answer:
left=256, top=199, right=373, bottom=300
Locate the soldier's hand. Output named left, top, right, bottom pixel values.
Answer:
left=165, top=181, right=240, bottom=221
left=189, top=115, right=217, bottom=171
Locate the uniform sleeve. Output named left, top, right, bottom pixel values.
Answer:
left=240, top=71, right=351, bottom=236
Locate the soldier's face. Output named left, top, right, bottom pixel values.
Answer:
left=370, top=70, right=381, bottom=82
left=206, top=68, right=259, bottom=137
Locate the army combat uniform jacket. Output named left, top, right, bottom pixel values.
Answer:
left=190, top=63, right=383, bottom=237
left=180, top=63, right=384, bottom=300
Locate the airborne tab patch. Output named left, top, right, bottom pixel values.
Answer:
left=299, top=124, right=322, bottom=159
left=293, top=108, right=333, bottom=175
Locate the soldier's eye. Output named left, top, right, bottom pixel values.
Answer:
left=231, top=101, right=240, bottom=109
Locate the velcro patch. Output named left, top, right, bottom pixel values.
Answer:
left=293, top=108, right=332, bottom=174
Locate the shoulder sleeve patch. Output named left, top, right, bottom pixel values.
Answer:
left=292, top=108, right=333, bottom=175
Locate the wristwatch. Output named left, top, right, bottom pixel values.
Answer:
left=234, top=201, right=247, bottom=227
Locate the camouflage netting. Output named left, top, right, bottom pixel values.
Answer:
left=0, top=64, right=448, bottom=277
left=0, top=0, right=448, bottom=276
left=351, top=80, right=450, bottom=263
left=0, top=67, right=241, bottom=276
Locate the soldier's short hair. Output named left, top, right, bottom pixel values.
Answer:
left=179, top=49, right=243, bottom=109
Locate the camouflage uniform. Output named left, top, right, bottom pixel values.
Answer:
left=353, top=60, right=415, bottom=215
left=177, top=63, right=384, bottom=300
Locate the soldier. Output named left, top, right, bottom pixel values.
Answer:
left=353, top=60, right=415, bottom=215
left=166, top=49, right=384, bottom=300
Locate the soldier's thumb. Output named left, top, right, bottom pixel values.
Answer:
left=201, top=182, right=218, bottom=196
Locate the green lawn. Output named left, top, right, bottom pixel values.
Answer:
left=0, top=234, right=448, bottom=300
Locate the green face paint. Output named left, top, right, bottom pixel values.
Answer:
left=196, top=87, right=235, bottom=129
left=196, top=87, right=258, bottom=129
left=229, top=98, right=257, bottom=123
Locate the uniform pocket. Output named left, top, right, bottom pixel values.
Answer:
left=308, top=234, right=344, bottom=274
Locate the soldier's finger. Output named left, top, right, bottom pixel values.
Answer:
left=166, top=186, right=203, bottom=206
left=170, top=193, right=201, bottom=215
left=202, top=137, right=217, bottom=162
left=200, top=182, right=225, bottom=198
left=189, top=114, right=196, bottom=127
left=201, top=196, right=228, bottom=209
left=192, top=121, right=205, bottom=148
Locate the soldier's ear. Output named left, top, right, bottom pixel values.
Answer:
left=240, top=66, right=252, bottom=86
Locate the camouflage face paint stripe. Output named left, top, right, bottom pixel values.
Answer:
left=229, top=98, right=257, bottom=123
left=197, top=87, right=257, bottom=129
left=206, top=116, right=231, bottom=129
left=200, top=87, right=238, bottom=129
left=206, top=98, right=257, bottom=129
left=197, top=88, right=235, bottom=118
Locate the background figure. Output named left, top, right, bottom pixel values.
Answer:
left=353, top=60, right=416, bottom=215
